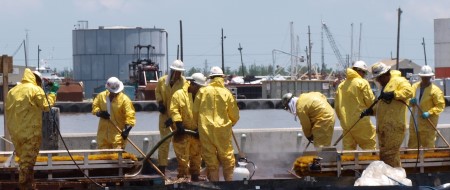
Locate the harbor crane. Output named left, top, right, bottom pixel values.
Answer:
left=322, top=21, right=347, bottom=72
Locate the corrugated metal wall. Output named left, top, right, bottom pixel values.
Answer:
left=73, top=27, right=167, bottom=98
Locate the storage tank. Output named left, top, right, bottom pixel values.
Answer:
left=434, top=18, right=450, bottom=78
left=73, top=25, right=168, bottom=98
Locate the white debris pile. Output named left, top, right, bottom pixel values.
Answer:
left=354, top=161, right=412, bottom=186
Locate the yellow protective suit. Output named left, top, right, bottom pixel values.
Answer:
left=6, top=68, right=56, bottom=189
left=375, top=70, right=412, bottom=167
left=155, top=74, right=186, bottom=167
left=169, top=81, right=202, bottom=178
left=296, top=92, right=335, bottom=147
left=92, top=90, right=135, bottom=149
left=193, top=77, right=240, bottom=181
left=334, top=68, right=376, bottom=150
left=408, top=82, right=445, bottom=148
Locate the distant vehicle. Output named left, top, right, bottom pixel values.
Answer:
left=128, top=45, right=161, bottom=100
left=36, top=65, right=63, bottom=83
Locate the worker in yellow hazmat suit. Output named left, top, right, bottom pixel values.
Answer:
left=169, top=73, right=207, bottom=181
left=334, top=61, right=377, bottom=151
left=368, top=62, right=413, bottom=167
left=6, top=68, right=58, bottom=189
left=193, top=66, right=240, bottom=181
left=408, top=65, right=445, bottom=149
left=282, top=91, right=335, bottom=148
left=92, top=77, right=135, bottom=149
left=155, top=60, right=186, bottom=174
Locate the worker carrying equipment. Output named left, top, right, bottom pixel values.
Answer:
left=92, top=77, right=136, bottom=149
left=408, top=65, right=445, bottom=149
left=193, top=67, right=240, bottom=181
left=334, top=61, right=377, bottom=151
left=6, top=68, right=57, bottom=189
left=169, top=73, right=206, bottom=181
left=370, top=62, right=413, bottom=167
left=282, top=92, right=335, bottom=148
left=155, top=60, right=187, bottom=174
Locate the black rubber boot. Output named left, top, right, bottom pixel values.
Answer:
left=191, top=174, right=200, bottom=182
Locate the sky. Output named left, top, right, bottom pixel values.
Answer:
left=1, top=0, right=450, bottom=73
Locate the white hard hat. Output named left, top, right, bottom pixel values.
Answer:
left=170, top=60, right=185, bottom=71
left=105, top=77, right=124, bottom=93
left=353, top=60, right=368, bottom=71
left=33, top=70, right=42, bottom=80
left=281, top=92, right=294, bottom=109
left=190, top=73, right=207, bottom=86
left=418, top=65, right=434, bottom=77
left=371, top=62, right=391, bottom=79
left=209, top=66, right=224, bottom=77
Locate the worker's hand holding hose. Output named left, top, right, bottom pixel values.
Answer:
left=306, top=135, right=314, bottom=143
left=422, top=112, right=430, bottom=119
left=409, top=98, right=417, bottom=105
left=175, top=122, right=185, bottom=134
left=378, top=91, right=395, bottom=101
left=121, top=125, right=132, bottom=139
left=158, top=102, right=166, bottom=114
left=192, top=129, right=199, bottom=138
left=44, top=80, right=60, bottom=95
left=96, top=111, right=110, bottom=119
left=360, top=108, right=374, bottom=118
left=164, top=118, right=173, bottom=127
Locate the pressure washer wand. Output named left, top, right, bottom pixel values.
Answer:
left=333, top=99, right=379, bottom=146
left=415, top=104, right=450, bottom=147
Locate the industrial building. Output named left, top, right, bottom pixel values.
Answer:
left=435, top=18, right=450, bottom=78
left=72, top=24, right=168, bottom=98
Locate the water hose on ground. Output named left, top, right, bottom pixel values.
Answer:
left=107, top=119, right=166, bottom=178
left=126, top=128, right=199, bottom=177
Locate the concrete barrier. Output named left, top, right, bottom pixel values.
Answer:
left=42, top=125, right=450, bottom=160
left=0, top=97, right=449, bottom=113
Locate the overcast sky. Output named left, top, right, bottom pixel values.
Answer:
left=1, top=0, right=449, bottom=72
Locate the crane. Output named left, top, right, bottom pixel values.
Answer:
left=322, top=21, right=347, bottom=72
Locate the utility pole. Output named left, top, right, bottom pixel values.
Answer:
left=308, top=25, right=312, bottom=80
left=221, top=28, right=226, bottom=73
left=290, top=22, right=295, bottom=80
left=38, top=45, right=42, bottom=69
left=396, top=7, right=402, bottom=70
left=23, top=39, right=28, bottom=68
left=321, top=21, right=325, bottom=76
left=422, top=37, right=428, bottom=66
left=358, top=23, right=362, bottom=61
left=350, top=23, right=354, bottom=64
left=179, top=20, right=183, bottom=61
left=238, top=43, right=245, bottom=76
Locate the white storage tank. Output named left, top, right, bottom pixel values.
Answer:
left=73, top=25, right=168, bottom=97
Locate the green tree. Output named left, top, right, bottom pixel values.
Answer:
left=186, top=67, right=202, bottom=76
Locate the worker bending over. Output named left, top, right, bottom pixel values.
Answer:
left=282, top=91, right=335, bottom=148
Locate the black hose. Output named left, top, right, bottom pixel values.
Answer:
left=142, top=129, right=198, bottom=165
left=42, top=87, right=105, bottom=188
left=333, top=99, right=379, bottom=146
left=400, top=100, right=421, bottom=171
